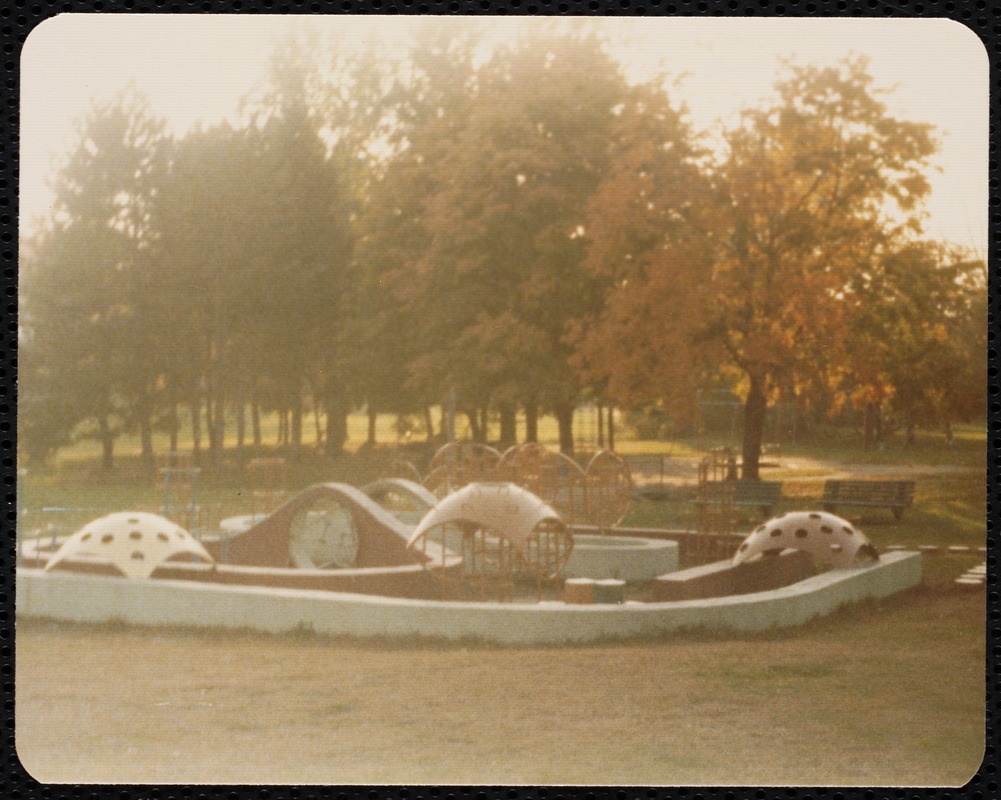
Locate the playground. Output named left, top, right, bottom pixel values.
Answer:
left=14, top=415, right=987, bottom=785
left=15, top=18, right=989, bottom=787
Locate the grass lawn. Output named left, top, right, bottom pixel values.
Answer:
left=16, top=583, right=984, bottom=785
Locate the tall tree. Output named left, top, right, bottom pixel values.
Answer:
left=20, top=88, right=167, bottom=469
left=349, top=23, right=481, bottom=442
left=406, top=29, right=634, bottom=452
left=237, top=35, right=356, bottom=459
left=579, top=58, right=938, bottom=477
left=152, top=123, right=257, bottom=464
left=570, top=81, right=711, bottom=427
left=838, top=243, right=986, bottom=446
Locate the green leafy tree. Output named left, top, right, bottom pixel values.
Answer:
left=157, top=36, right=356, bottom=463
left=838, top=243, right=986, bottom=446
left=348, top=24, right=482, bottom=444
left=408, top=29, right=634, bottom=451
left=151, top=123, right=259, bottom=463
left=20, top=88, right=168, bottom=469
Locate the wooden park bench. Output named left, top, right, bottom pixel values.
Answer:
left=821, top=479, right=915, bottom=520
left=692, top=480, right=783, bottom=517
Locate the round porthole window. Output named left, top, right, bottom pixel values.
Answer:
left=288, top=498, right=359, bottom=569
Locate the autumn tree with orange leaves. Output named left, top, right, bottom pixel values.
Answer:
left=569, top=81, right=712, bottom=426
left=577, top=58, right=939, bottom=478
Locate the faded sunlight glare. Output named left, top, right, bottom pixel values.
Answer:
left=21, top=15, right=987, bottom=252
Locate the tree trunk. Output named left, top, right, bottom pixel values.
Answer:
left=325, top=399, right=348, bottom=456
left=498, top=403, right=516, bottom=448
left=168, top=403, right=179, bottom=454
left=236, top=395, right=246, bottom=457
left=98, top=413, right=114, bottom=471
left=424, top=406, right=435, bottom=442
left=556, top=403, right=574, bottom=455
left=205, top=399, right=213, bottom=459
left=464, top=409, right=482, bottom=443
left=210, top=393, right=225, bottom=466
left=206, top=394, right=217, bottom=454
left=290, top=394, right=303, bottom=461
left=597, top=403, right=605, bottom=448
left=189, top=398, right=202, bottom=460
left=863, top=401, right=881, bottom=452
left=793, top=403, right=810, bottom=441
left=741, top=373, right=767, bottom=480
left=278, top=409, right=288, bottom=446
left=524, top=403, right=538, bottom=443
left=251, top=401, right=261, bottom=447
left=479, top=408, right=489, bottom=443
left=313, top=402, right=323, bottom=448
left=138, top=398, right=154, bottom=474
left=213, top=396, right=227, bottom=468
left=367, top=407, right=378, bottom=446
left=607, top=405, right=615, bottom=452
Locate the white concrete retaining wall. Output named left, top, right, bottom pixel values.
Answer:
left=563, top=535, right=679, bottom=582
left=17, top=551, right=921, bottom=645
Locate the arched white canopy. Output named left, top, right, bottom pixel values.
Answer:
left=407, top=482, right=566, bottom=556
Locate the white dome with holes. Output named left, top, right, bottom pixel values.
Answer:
left=732, top=511, right=879, bottom=570
left=45, top=512, right=214, bottom=579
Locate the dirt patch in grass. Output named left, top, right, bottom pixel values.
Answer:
left=16, top=588, right=984, bottom=786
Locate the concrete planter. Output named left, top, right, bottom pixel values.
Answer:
left=563, top=534, right=679, bottom=582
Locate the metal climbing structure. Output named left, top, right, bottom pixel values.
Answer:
left=158, top=451, right=201, bottom=535
left=424, top=442, right=501, bottom=498
left=406, top=482, right=573, bottom=602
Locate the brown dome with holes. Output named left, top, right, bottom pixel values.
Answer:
left=732, top=511, right=879, bottom=570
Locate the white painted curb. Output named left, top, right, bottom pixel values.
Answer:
left=16, top=552, right=921, bottom=645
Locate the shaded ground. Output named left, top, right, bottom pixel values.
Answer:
left=16, top=586, right=984, bottom=786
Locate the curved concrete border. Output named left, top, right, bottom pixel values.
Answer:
left=17, top=552, right=921, bottom=644
left=563, top=535, right=679, bottom=582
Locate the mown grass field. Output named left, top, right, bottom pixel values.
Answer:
left=14, top=419, right=988, bottom=786
left=16, top=585, right=984, bottom=785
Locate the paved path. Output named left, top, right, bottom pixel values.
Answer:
left=626, top=453, right=973, bottom=488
